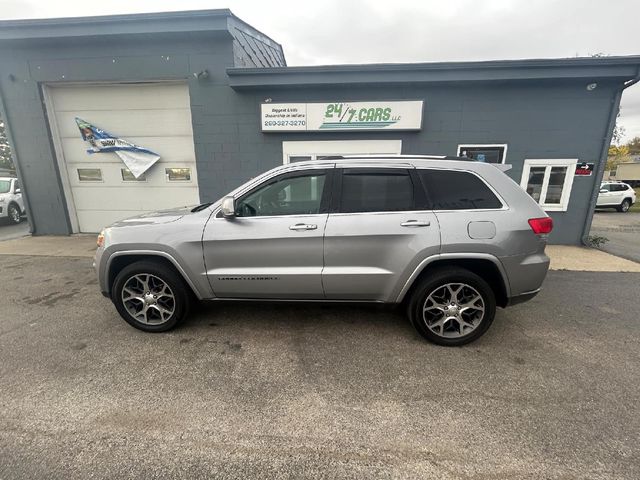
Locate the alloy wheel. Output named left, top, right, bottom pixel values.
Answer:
left=422, top=283, right=485, bottom=338
left=8, top=205, right=20, bottom=223
left=121, top=273, right=176, bottom=325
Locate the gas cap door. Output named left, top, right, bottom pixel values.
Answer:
left=468, top=221, right=496, bottom=239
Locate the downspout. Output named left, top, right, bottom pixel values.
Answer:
left=581, top=67, right=640, bottom=245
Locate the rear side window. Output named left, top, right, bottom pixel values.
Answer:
left=340, top=169, right=414, bottom=213
left=419, top=169, right=502, bottom=210
left=611, top=184, right=628, bottom=192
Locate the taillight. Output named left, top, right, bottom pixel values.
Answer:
left=528, top=217, right=553, bottom=235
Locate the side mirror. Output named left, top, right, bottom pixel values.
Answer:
left=221, top=196, right=236, bottom=218
left=599, top=189, right=607, bottom=194
left=14, top=188, right=21, bottom=194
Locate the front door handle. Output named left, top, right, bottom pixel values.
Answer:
left=400, top=220, right=431, bottom=227
left=289, top=223, right=317, bottom=231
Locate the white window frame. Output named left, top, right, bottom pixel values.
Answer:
left=457, top=144, right=508, bottom=164
left=520, top=159, right=577, bottom=212
left=282, top=140, right=402, bottom=164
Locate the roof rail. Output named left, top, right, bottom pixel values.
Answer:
left=318, top=154, right=475, bottom=161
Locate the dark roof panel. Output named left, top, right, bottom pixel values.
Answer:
left=227, top=55, right=640, bottom=88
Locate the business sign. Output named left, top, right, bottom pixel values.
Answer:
left=575, top=162, right=595, bottom=176
left=261, top=101, right=423, bottom=132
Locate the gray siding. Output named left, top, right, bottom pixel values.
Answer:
left=194, top=82, right=616, bottom=244
left=0, top=32, right=235, bottom=234
left=0, top=24, right=623, bottom=244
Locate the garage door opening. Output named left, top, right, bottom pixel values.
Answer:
left=43, top=82, right=199, bottom=233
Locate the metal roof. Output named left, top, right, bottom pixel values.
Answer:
left=0, top=9, right=286, bottom=68
left=228, top=55, right=640, bottom=88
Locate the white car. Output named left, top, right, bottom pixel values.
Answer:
left=0, top=177, right=25, bottom=224
left=597, top=181, right=636, bottom=213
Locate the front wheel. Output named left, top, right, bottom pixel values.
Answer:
left=112, top=261, right=191, bottom=332
left=618, top=199, right=631, bottom=213
left=408, top=267, right=496, bottom=346
left=7, top=203, right=21, bottom=224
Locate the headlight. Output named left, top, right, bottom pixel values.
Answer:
left=97, top=230, right=105, bottom=248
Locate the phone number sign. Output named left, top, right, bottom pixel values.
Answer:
left=261, top=101, right=423, bottom=132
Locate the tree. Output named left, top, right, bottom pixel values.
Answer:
left=626, top=136, right=640, bottom=155
left=607, top=144, right=630, bottom=171
left=0, top=116, right=15, bottom=172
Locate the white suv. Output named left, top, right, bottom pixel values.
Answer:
left=0, top=177, right=25, bottom=224
left=597, top=181, right=636, bottom=213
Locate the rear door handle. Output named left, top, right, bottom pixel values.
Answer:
left=289, top=223, right=317, bottom=231
left=400, top=220, right=431, bottom=227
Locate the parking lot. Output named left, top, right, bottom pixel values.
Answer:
left=0, top=219, right=29, bottom=242
left=1, top=253, right=639, bottom=479
left=591, top=211, right=640, bottom=263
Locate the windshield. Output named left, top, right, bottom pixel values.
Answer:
left=0, top=180, right=11, bottom=194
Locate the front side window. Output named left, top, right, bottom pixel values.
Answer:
left=0, top=180, right=10, bottom=194
left=339, top=169, right=414, bottom=213
left=236, top=172, right=326, bottom=217
left=458, top=145, right=507, bottom=164
left=419, top=169, right=502, bottom=210
left=521, top=159, right=577, bottom=211
left=600, top=184, right=611, bottom=192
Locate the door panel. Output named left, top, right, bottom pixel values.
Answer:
left=323, top=167, right=440, bottom=301
left=597, top=185, right=616, bottom=206
left=323, top=212, right=440, bottom=300
left=203, top=214, right=328, bottom=299
left=203, top=168, right=332, bottom=299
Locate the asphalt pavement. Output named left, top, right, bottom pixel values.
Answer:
left=591, top=211, right=640, bottom=263
left=1, top=254, right=639, bottom=478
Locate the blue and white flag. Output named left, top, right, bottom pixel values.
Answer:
left=75, top=117, right=160, bottom=179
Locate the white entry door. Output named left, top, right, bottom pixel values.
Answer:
left=44, top=82, right=199, bottom=233
left=282, top=140, right=402, bottom=164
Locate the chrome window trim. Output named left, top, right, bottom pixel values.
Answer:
left=213, top=164, right=335, bottom=218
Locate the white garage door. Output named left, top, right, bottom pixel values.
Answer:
left=45, top=83, right=200, bottom=233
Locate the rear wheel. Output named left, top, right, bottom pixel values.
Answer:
left=408, top=267, right=496, bottom=346
left=7, top=203, right=21, bottom=224
left=618, top=199, right=631, bottom=213
left=112, top=261, right=191, bottom=332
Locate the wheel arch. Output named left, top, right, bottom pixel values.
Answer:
left=105, top=251, right=203, bottom=300
left=397, top=254, right=510, bottom=308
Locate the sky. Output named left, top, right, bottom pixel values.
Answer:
left=2, top=0, right=639, bottom=143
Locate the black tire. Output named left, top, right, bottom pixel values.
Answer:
left=112, top=260, right=191, bottom=332
left=617, top=199, right=631, bottom=213
left=408, top=267, right=496, bottom=346
left=7, top=203, right=21, bottom=224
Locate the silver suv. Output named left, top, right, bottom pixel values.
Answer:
left=94, top=156, right=551, bottom=346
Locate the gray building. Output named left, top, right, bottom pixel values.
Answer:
left=0, top=9, right=638, bottom=243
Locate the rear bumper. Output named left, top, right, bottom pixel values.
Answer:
left=507, top=288, right=540, bottom=306
left=500, top=251, right=550, bottom=301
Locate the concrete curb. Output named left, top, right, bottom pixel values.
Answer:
left=546, top=245, right=640, bottom=272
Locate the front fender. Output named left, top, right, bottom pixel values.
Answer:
left=99, top=247, right=212, bottom=300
